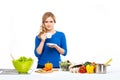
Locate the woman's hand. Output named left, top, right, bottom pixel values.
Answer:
left=47, top=43, right=65, bottom=55
left=40, top=33, right=47, bottom=42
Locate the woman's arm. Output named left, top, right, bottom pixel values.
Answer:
left=36, top=40, right=45, bottom=54
left=48, top=32, right=67, bottom=55
left=36, top=33, right=47, bottom=54
left=54, top=45, right=65, bottom=55
left=47, top=44, right=65, bottom=55
left=35, top=33, right=47, bottom=55
left=60, top=32, right=67, bottom=56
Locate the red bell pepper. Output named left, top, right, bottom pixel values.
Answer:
left=79, top=65, right=86, bottom=73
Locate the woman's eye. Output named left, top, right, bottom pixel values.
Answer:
left=45, top=21, right=48, bottom=23
left=50, top=21, right=53, bottom=23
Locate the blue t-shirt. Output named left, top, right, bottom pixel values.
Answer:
left=34, top=31, right=67, bottom=68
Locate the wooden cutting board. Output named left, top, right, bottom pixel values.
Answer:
left=35, top=69, right=58, bottom=73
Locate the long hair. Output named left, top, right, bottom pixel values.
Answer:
left=38, top=12, right=56, bottom=37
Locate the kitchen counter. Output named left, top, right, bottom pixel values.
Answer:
left=0, top=68, right=120, bottom=80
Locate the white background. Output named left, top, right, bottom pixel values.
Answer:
left=0, top=0, right=120, bottom=70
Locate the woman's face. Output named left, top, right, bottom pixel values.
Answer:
left=44, top=17, right=55, bottom=31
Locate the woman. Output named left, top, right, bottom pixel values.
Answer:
left=34, top=12, right=67, bottom=68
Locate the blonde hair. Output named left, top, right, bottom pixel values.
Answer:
left=38, top=12, right=56, bottom=37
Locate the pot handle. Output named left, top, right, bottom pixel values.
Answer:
left=104, top=58, right=112, bottom=66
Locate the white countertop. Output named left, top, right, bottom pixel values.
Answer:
left=0, top=68, right=120, bottom=80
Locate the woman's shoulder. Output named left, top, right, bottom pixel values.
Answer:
left=55, top=31, right=66, bottom=38
left=56, top=31, right=65, bottom=35
left=35, top=35, right=40, bottom=39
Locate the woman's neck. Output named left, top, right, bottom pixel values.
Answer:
left=47, top=29, right=56, bottom=34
